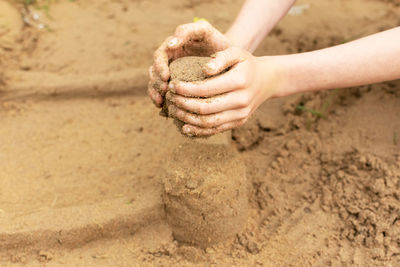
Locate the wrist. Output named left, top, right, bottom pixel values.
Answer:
left=224, top=31, right=249, bottom=51
left=255, top=56, right=297, bottom=99
left=261, top=54, right=316, bottom=98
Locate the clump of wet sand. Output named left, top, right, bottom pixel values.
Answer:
left=162, top=56, right=212, bottom=132
left=169, top=56, right=210, bottom=82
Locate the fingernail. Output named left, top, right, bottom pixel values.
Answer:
left=207, top=62, right=216, bottom=70
left=168, top=37, right=178, bottom=48
left=168, top=82, right=176, bottom=93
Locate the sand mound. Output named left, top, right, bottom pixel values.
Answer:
left=162, top=142, right=248, bottom=248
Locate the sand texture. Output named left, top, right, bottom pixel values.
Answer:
left=170, top=56, right=211, bottom=82
left=0, top=0, right=399, bottom=266
left=163, top=142, right=248, bottom=248
left=162, top=56, right=211, bottom=131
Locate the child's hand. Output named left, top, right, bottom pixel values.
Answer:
left=148, top=20, right=231, bottom=107
left=166, top=47, right=281, bottom=137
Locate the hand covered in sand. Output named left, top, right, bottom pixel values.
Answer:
left=166, top=47, right=280, bottom=137
left=148, top=20, right=231, bottom=107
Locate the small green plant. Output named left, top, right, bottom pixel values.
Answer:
left=394, top=131, right=398, bottom=146
left=295, top=90, right=339, bottom=130
left=296, top=105, right=325, bottom=118
left=296, top=89, right=338, bottom=119
left=296, top=104, right=325, bottom=130
left=23, top=0, right=36, bottom=4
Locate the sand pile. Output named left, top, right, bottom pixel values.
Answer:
left=162, top=142, right=248, bottom=248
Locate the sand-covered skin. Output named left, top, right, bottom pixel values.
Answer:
left=1, top=0, right=400, bottom=266
left=162, top=142, right=248, bottom=248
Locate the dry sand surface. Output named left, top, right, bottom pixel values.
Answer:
left=0, top=0, right=399, bottom=266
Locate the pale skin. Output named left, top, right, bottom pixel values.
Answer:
left=148, top=0, right=400, bottom=137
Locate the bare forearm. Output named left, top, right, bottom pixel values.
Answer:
left=226, top=0, right=296, bottom=52
left=271, top=27, right=400, bottom=97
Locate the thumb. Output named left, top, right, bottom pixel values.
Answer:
left=203, top=47, right=247, bottom=76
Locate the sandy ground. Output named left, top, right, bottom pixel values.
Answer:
left=0, top=0, right=399, bottom=266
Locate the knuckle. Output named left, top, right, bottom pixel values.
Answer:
left=172, top=96, right=183, bottom=107
left=235, top=75, right=247, bottom=88
left=197, top=103, right=208, bottom=114
left=148, top=81, right=155, bottom=92
left=190, top=126, right=201, bottom=135
left=153, top=48, right=161, bottom=60
left=173, top=82, right=184, bottom=95
left=239, top=107, right=251, bottom=119
left=238, top=93, right=251, bottom=107
left=181, top=111, right=192, bottom=123
left=153, top=56, right=163, bottom=68
left=148, top=88, right=160, bottom=104
left=203, top=119, right=215, bottom=128
left=197, top=114, right=213, bottom=128
left=195, top=20, right=211, bottom=31
left=160, top=82, right=168, bottom=93
left=212, top=128, right=220, bottom=135
left=201, top=84, right=214, bottom=97
left=215, top=124, right=226, bottom=133
left=174, top=108, right=183, bottom=119
left=175, top=24, right=189, bottom=34
left=209, top=114, right=222, bottom=127
left=188, top=84, right=205, bottom=97
left=176, top=98, right=188, bottom=110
